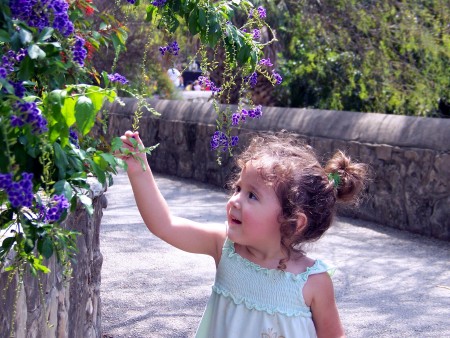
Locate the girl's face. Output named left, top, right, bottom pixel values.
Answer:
left=226, top=161, right=282, bottom=248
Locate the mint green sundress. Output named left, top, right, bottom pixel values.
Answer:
left=195, top=238, right=333, bottom=338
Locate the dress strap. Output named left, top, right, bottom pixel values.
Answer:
left=300, top=259, right=335, bottom=281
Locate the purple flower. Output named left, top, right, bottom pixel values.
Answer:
left=259, top=58, right=273, bottom=67
left=10, top=115, right=25, bottom=127
left=151, top=0, right=167, bottom=6
left=272, top=70, right=283, bottom=85
left=159, top=41, right=180, bottom=56
left=232, top=113, right=240, bottom=126
left=252, top=29, right=261, bottom=40
left=245, top=72, right=258, bottom=88
left=210, top=131, right=229, bottom=151
left=167, top=41, right=180, bottom=56
left=10, top=0, right=74, bottom=37
left=210, top=131, right=239, bottom=151
left=231, top=136, right=239, bottom=147
left=3, top=172, right=34, bottom=209
left=0, top=49, right=27, bottom=79
left=107, top=72, right=129, bottom=85
left=69, top=128, right=79, bottom=148
left=240, top=109, right=248, bottom=122
left=253, top=105, right=263, bottom=118
left=126, top=0, right=136, bottom=3
left=0, top=67, right=7, bottom=78
left=44, top=194, right=69, bottom=222
left=198, top=76, right=221, bottom=93
left=257, top=6, right=267, bottom=19
left=9, top=81, right=26, bottom=98
left=0, top=173, right=13, bottom=190
left=13, top=101, right=48, bottom=134
left=72, top=35, right=87, bottom=67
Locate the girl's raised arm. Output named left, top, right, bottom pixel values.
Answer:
left=117, top=131, right=225, bottom=264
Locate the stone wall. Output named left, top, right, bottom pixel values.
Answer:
left=105, top=98, right=449, bottom=241
left=0, top=187, right=106, bottom=338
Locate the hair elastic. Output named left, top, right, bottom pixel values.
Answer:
left=328, top=172, right=341, bottom=188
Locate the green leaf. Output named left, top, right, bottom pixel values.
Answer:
left=146, top=5, right=157, bottom=22
left=198, top=8, right=207, bottom=27
left=100, top=152, right=118, bottom=167
left=0, top=29, right=11, bottom=42
left=37, top=27, right=54, bottom=42
left=1, top=236, right=16, bottom=250
left=86, top=86, right=106, bottom=112
left=188, top=8, right=200, bottom=35
left=54, top=180, right=73, bottom=200
left=0, top=77, right=15, bottom=94
left=110, top=137, right=123, bottom=152
left=61, top=95, right=76, bottom=127
left=28, top=44, right=46, bottom=59
left=54, top=143, right=69, bottom=179
left=0, top=236, right=16, bottom=260
left=75, top=96, right=95, bottom=136
left=17, top=56, right=34, bottom=80
left=78, top=194, right=93, bottom=215
left=19, top=28, right=33, bottom=44
left=37, top=237, right=53, bottom=259
left=0, top=209, right=14, bottom=229
left=30, top=258, right=50, bottom=274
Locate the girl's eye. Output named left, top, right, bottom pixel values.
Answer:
left=249, top=192, right=258, bottom=200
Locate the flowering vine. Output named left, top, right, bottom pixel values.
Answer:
left=0, top=0, right=135, bottom=282
left=0, top=0, right=283, bottom=303
left=127, top=0, right=282, bottom=159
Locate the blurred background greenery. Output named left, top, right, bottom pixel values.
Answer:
left=95, top=0, right=449, bottom=117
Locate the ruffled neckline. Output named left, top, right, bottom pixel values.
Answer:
left=224, top=239, right=332, bottom=281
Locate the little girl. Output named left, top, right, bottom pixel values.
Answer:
left=118, top=130, right=368, bottom=338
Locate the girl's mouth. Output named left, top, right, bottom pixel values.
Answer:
left=231, top=217, right=242, bottom=225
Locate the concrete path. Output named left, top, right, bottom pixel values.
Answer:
left=100, top=171, right=450, bottom=338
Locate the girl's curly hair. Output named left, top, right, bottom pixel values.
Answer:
left=230, top=133, right=368, bottom=269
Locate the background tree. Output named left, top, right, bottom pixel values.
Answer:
left=271, top=0, right=450, bottom=117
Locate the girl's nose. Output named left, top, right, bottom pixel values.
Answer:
left=229, top=195, right=241, bottom=209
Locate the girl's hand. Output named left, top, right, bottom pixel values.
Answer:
left=116, top=130, right=149, bottom=175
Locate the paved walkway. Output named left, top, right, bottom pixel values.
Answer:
left=100, top=171, right=450, bottom=338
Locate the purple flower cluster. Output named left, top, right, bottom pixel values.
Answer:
left=259, top=58, right=273, bottom=67
left=69, top=128, right=79, bottom=148
left=43, top=194, right=70, bottom=223
left=245, top=72, right=258, bottom=88
left=198, top=76, right=222, bottom=93
left=0, top=49, right=27, bottom=79
left=126, top=0, right=136, bottom=4
left=0, top=172, right=34, bottom=208
left=11, top=101, right=48, bottom=134
left=159, top=41, right=180, bottom=56
left=252, top=29, right=261, bottom=40
left=210, top=131, right=239, bottom=151
left=10, top=0, right=74, bottom=37
left=272, top=70, right=283, bottom=85
left=232, top=105, right=262, bottom=126
left=151, top=0, right=167, bottom=6
left=72, top=36, right=88, bottom=67
left=257, top=6, right=267, bottom=19
left=107, top=73, right=129, bottom=85
left=249, top=6, right=267, bottom=19
left=8, top=81, right=26, bottom=98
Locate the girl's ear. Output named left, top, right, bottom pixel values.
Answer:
left=296, top=213, right=308, bottom=234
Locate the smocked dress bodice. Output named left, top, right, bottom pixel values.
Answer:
left=195, top=238, right=332, bottom=338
